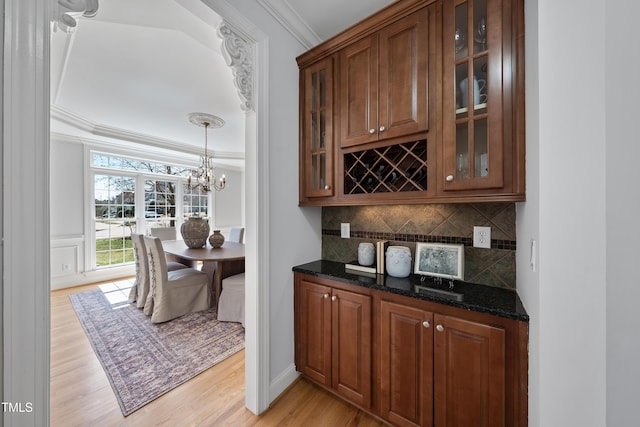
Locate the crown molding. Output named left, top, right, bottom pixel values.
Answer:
left=50, top=104, right=245, bottom=161
left=256, top=0, right=320, bottom=49
left=51, top=131, right=246, bottom=173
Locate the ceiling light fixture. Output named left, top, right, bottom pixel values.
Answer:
left=187, top=112, right=226, bottom=192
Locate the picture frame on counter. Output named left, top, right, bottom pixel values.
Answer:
left=414, top=242, right=464, bottom=280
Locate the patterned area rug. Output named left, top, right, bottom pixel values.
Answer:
left=70, top=288, right=245, bottom=416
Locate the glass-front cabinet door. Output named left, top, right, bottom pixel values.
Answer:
left=443, top=0, right=504, bottom=191
left=301, top=56, right=334, bottom=198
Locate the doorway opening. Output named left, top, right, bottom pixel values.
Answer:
left=47, top=0, right=268, bottom=417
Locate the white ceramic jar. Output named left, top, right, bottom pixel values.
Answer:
left=385, top=246, right=412, bottom=278
left=358, top=242, right=375, bottom=266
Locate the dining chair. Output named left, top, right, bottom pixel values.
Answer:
left=228, top=227, right=244, bottom=243
left=150, top=227, right=177, bottom=241
left=216, top=272, right=245, bottom=327
left=143, top=235, right=210, bottom=323
left=129, top=233, right=187, bottom=309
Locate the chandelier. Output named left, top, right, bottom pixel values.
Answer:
left=186, top=112, right=226, bottom=192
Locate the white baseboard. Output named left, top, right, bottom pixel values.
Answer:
left=51, top=265, right=135, bottom=290
left=269, top=363, right=299, bottom=404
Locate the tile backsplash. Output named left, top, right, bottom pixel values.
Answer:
left=322, top=203, right=516, bottom=289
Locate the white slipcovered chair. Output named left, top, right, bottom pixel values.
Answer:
left=150, top=227, right=177, bottom=241
left=128, top=233, right=187, bottom=309
left=228, top=227, right=244, bottom=243
left=216, top=273, right=245, bottom=327
left=143, top=235, right=210, bottom=323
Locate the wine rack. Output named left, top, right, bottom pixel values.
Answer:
left=344, top=140, right=428, bottom=195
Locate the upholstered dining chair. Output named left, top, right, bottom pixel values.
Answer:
left=217, top=273, right=245, bottom=327
left=228, top=227, right=244, bottom=243
left=143, top=235, right=210, bottom=323
left=150, top=227, right=177, bottom=241
left=128, top=233, right=188, bottom=309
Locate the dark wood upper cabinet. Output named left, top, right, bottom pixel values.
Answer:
left=439, top=0, right=525, bottom=199
left=340, top=7, right=430, bottom=148
left=299, top=56, right=335, bottom=199
left=297, top=0, right=525, bottom=206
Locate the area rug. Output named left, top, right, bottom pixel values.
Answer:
left=69, top=289, right=245, bottom=416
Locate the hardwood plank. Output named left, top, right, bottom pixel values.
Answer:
left=51, top=281, right=384, bottom=426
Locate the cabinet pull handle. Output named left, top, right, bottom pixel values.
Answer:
left=436, top=324, right=444, bottom=332
left=369, top=128, right=376, bottom=134
left=331, top=295, right=337, bottom=301
left=445, top=175, right=454, bottom=182
left=422, top=321, right=430, bottom=328
left=324, top=184, right=331, bottom=190
left=323, top=293, right=329, bottom=299
left=379, top=125, right=385, bottom=132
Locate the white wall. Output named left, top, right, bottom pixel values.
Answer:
left=50, top=140, right=84, bottom=237
left=518, top=0, right=607, bottom=425
left=222, top=0, right=323, bottom=398
left=605, top=1, right=640, bottom=425
left=213, top=167, right=243, bottom=227
left=50, top=140, right=87, bottom=285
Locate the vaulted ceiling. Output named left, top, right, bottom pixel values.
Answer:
left=50, top=0, right=395, bottom=168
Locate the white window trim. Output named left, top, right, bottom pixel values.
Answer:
left=87, top=148, right=210, bottom=271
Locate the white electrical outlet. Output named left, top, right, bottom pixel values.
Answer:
left=341, top=223, right=350, bottom=238
left=473, top=226, right=491, bottom=248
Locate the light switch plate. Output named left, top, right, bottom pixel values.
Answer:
left=340, top=223, right=350, bottom=238
left=473, top=226, right=491, bottom=248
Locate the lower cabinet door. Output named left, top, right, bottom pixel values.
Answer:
left=332, top=288, right=372, bottom=409
left=380, top=300, right=434, bottom=427
left=433, top=314, right=506, bottom=427
left=297, top=279, right=332, bottom=387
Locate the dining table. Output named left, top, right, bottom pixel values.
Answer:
left=161, top=240, right=245, bottom=309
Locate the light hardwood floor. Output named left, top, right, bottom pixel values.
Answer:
left=51, top=281, right=385, bottom=426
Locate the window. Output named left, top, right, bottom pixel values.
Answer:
left=91, top=152, right=207, bottom=269
left=145, top=179, right=178, bottom=228
left=93, top=153, right=192, bottom=176
left=183, top=183, right=209, bottom=218
left=94, top=174, right=136, bottom=267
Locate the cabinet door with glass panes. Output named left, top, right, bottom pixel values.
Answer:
left=442, top=0, right=504, bottom=191
left=300, top=56, right=335, bottom=200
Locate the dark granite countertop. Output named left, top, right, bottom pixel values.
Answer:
left=293, top=260, right=529, bottom=322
